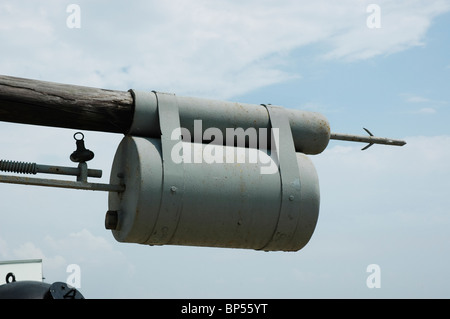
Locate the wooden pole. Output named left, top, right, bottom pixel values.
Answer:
left=0, top=75, right=134, bottom=133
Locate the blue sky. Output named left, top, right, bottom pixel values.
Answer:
left=238, top=12, right=450, bottom=139
left=0, top=1, right=449, bottom=298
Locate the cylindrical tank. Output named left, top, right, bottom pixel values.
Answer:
left=108, top=136, right=320, bottom=252
left=128, top=90, right=331, bottom=155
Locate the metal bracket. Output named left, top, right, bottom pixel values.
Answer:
left=128, top=90, right=158, bottom=137
left=260, top=104, right=303, bottom=251
left=132, top=91, right=185, bottom=245
left=0, top=133, right=124, bottom=192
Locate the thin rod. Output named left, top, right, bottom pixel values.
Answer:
left=0, top=160, right=102, bottom=178
left=330, top=133, right=406, bottom=147
left=0, top=175, right=124, bottom=192
left=36, top=164, right=102, bottom=178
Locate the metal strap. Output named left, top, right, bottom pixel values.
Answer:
left=146, top=91, right=185, bottom=245
left=260, top=104, right=302, bottom=251
left=128, top=90, right=158, bottom=137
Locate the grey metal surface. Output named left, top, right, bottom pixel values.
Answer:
left=128, top=90, right=158, bottom=136
left=129, top=90, right=331, bottom=155
left=108, top=137, right=320, bottom=251
left=146, top=91, right=185, bottom=244
left=260, top=104, right=304, bottom=251
left=110, top=89, right=322, bottom=251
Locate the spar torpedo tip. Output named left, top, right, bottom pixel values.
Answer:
left=330, top=128, right=406, bottom=151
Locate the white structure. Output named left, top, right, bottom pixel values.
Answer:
left=0, top=259, right=43, bottom=284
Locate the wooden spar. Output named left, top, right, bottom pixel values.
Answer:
left=0, top=75, right=134, bottom=133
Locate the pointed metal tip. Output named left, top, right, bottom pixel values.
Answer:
left=361, top=143, right=374, bottom=151
left=330, top=130, right=406, bottom=149
left=363, top=128, right=374, bottom=136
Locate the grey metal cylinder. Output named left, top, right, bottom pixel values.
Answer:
left=129, top=90, right=330, bottom=155
left=108, top=136, right=320, bottom=252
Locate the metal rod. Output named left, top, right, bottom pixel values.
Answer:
left=36, top=164, right=102, bottom=178
left=0, top=160, right=102, bottom=178
left=330, top=128, right=406, bottom=150
left=330, top=133, right=406, bottom=146
left=0, top=175, right=124, bottom=192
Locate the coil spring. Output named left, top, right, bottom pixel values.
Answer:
left=0, top=160, right=37, bottom=175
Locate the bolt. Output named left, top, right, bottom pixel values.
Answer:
left=170, top=186, right=177, bottom=193
left=105, top=211, right=118, bottom=230
left=289, top=195, right=295, bottom=201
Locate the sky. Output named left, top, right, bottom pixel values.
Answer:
left=0, top=0, right=449, bottom=299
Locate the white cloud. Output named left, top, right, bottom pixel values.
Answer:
left=415, top=107, right=437, bottom=114
left=0, top=228, right=135, bottom=290
left=12, top=242, right=45, bottom=260
left=405, top=95, right=433, bottom=103
left=322, top=1, right=449, bottom=60
left=401, top=93, right=448, bottom=105
left=313, top=134, right=450, bottom=251
left=0, top=1, right=448, bottom=98
left=317, top=135, right=450, bottom=179
left=400, top=93, right=448, bottom=114
left=43, top=229, right=129, bottom=267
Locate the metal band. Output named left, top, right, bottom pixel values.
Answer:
left=128, top=90, right=158, bottom=137
left=146, top=91, right=185, bottom=245
left=260, top=104, right=302, bottom=251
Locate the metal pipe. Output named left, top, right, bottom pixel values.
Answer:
left=0, top=175, right=124, bottom=192
left=129, top=90, right=331, bottom=155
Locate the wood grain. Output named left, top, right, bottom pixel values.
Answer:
left=0, top=75, right=134, bottom=133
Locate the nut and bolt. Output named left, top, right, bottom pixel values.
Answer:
left=105, top=210, right=119, bottom=230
